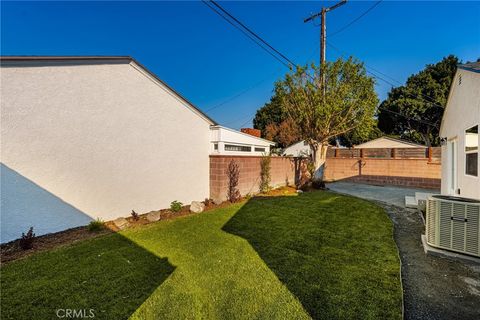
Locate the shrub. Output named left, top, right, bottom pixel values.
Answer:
left=19, top=227, right=35, bottom=250
left=131, top=209, right=139, bottom=221
left=259, top=154, right=271, bottom=193
left=226, top=159, right=241, bottom=203
left=203, top=198, right=214, bottom=207
left=170, top=200, right=183, bottom=212
left=312, top=179, right=326, bottom=190
left=307, top=161, right=316, bottom=181
left=88, top=219, right=104, bottom=232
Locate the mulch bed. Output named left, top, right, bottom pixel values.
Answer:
left=0, top=226, right=113, bottom=265
left=0, top=195, right=252, bottom=266
left=1, top=187, right=300, bottom=266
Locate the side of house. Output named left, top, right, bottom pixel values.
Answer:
left=439, top=62, right=480, bottom=200
left=0, top=56, right=217, bottom=242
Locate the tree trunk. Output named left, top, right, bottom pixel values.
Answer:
left=311, top=141, right=329, bottom=181
left=420, top=131, right=431, bottom=147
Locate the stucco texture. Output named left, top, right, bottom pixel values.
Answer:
left=440, top=68, right=480, bottom=199
left=1, top=61, right=211, bottom=242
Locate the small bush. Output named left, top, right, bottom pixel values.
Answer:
left=19, top=227, right=35, bottom=250
left=131, top=210, right=139, bottom=221
left=88, top=219, right=104, bottom=232
left=203, top=198, right=214, bottom=207
left=312, top=179, right=326, bottom=190
left=259, top=154, right=271, bottom=193
left=226, top=159, right=241, bottom=203
left=307, top=161, right=316, bottom=181
left=170, top=200, right=183, bottom=212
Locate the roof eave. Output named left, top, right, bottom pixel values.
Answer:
left=0, top=55, right=217, bottom=126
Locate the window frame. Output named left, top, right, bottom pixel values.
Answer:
left=464, top=124, right=478, bottom=177
left=224, top=144, right=252, bottom=152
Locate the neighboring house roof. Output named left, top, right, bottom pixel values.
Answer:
left=210, top=125, right=275, bottom=145
left=285, top=140, right=307, bottom=149
left=457, top=62, right=480, bottom=74
left=0, top=56, right=217, bottom=125
left=354, top=136, right=424, bottom=148
left=282, top=140, right=311, bottom=157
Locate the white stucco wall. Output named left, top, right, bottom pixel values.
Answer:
left=439, top=68, right=480, bottom=200
left=210, top=126, right=274, bottom=156
left=283, top=140, right=311, bottom=157
left=1, top=59, right=212, bottom=242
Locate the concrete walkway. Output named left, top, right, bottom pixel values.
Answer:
left=326, top=181, right=439, bottom=208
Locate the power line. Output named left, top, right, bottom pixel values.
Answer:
left=206, top=78, right=268, bottom=112
left=376, top=107, right=440, bottom=128
left=201, top=0, right=294, bottom=69
left=202, top=1, right=439, bottom=129
left=238, top=115, right=256, bottom=128
left=329, top=0, right=383, bottom=37
left=201, top=0, right=304, bottom=126
left=323, top=43, right=440, bottom=128
left=205, top=69, right=282, bottom=113
left=326, top=42, right=446, bottom=109
left=223, top=111, right=257, bottom=126
left=209, top=0, right=296, bottom=68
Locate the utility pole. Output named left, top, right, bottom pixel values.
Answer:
left=304, top=0, right=347, bottom=74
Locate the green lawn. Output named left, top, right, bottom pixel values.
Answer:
left=0, top=191, right=402, bottom=320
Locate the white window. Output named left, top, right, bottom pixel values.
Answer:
left=225, top=144, right=251, bottom=152
left=465, top=125, right=478, bottom=176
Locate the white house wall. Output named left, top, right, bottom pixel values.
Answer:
left=210, top=126, right=273, bottom=156
left=0, top=60, right=211, bottom=242
left=283, top=141, right=311, bottom=157
left=440, top=68, right=480, bottom=200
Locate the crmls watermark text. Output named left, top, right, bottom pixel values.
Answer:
left=56, top=309, right=95, bottom=318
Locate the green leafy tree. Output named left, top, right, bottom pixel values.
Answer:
left=253, top=96, right=284, bottom=136
left=254, top=80, right=379, bottom=150
left=264, top=118, right=302, bottom=149
left=377, top=55, right=459, bottom=146
left=276, top=58, right=378, bottom=180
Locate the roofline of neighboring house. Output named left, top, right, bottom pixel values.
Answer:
left=0, top=55, right=218, bottom=125
left=457, top=63, right=480, bottom=74
left=285, top=140, right=306, bottom=149
left=354, top=136, right=425, bottom=148
left=210, top=125, right=275, bottom=145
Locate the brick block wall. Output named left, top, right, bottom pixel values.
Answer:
left=210, top=155, right=302, bottom=201
left=324, top=158, right=441, bottom=189
left=210, top=149, right=442, bottom=201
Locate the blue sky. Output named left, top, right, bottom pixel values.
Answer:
left=2, top=1, right=479, bottom=129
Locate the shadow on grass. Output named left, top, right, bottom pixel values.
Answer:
left=0, top=232, right=175, bottom=320
left=222, top=192, right=402, bottom=320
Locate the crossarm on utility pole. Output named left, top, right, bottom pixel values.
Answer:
left=303, top=0, right=347, bottom=91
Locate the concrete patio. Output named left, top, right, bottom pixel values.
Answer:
left=326, top=181, right=439, bottom=208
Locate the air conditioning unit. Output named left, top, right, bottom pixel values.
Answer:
left=426, top=195, right=480, bottom=257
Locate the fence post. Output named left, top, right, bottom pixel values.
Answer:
left=334, top=148, right=338, bottom=158
left=427, top=146, right=432, bottom=162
